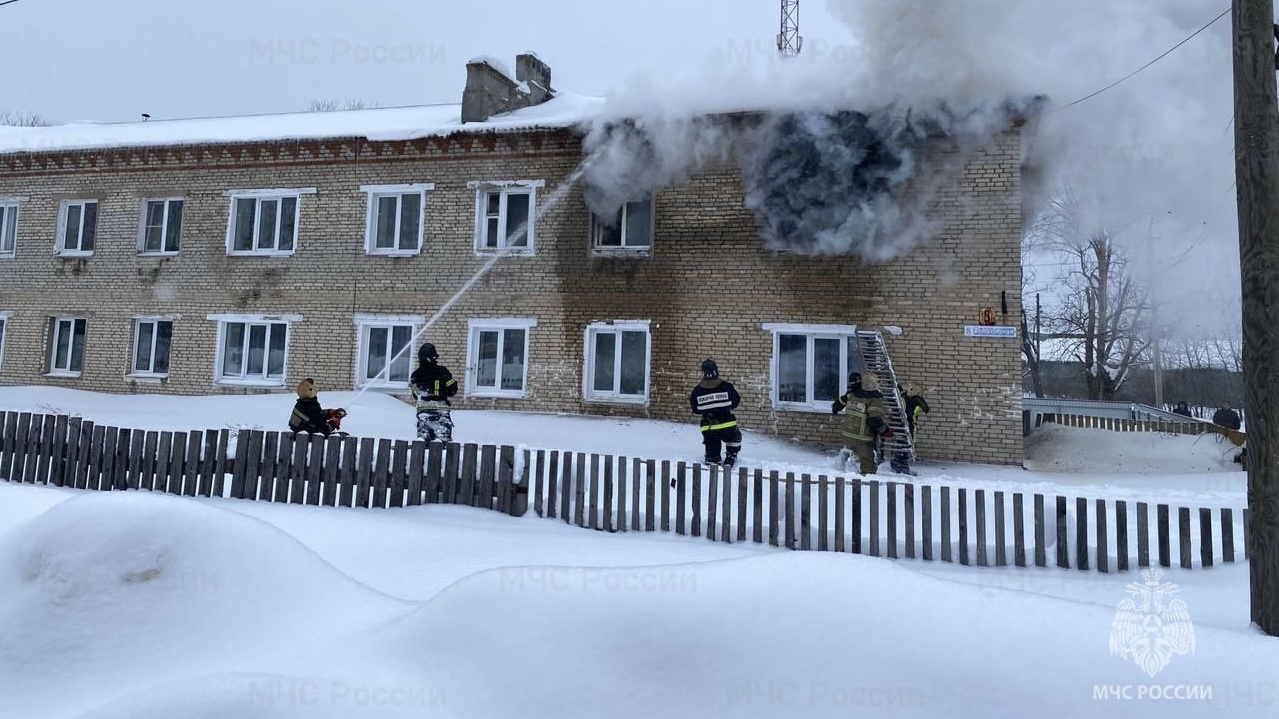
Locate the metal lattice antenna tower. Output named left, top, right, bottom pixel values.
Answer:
left=777, top=0, right=802, bottom=57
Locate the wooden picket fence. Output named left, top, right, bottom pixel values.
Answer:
left=1045, top=413, right=1204, bottom=435
left=523, top=450, right=1251, bottom=572
left=0, top=411, right=527, bottom=512
left=0, top=410, right=1251, bottom=574
left=1043, top=412, right=1246, bottom=446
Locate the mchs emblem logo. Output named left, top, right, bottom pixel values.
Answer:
left=1107, top=568, right=1196, bottom=677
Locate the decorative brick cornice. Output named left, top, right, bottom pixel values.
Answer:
left=0, top=127, right=584, bottom=177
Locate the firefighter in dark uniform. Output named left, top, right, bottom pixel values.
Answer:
left=890, top=381, right=930, bottom=475
left=689, top=359, right=743, bottom=467
left=410, top=343, right=458, bottom=442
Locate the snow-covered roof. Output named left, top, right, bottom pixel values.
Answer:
left=0, top=93, right=606, bottom=157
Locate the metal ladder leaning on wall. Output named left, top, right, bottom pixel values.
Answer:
left=855, top=330, right=915, bottom=462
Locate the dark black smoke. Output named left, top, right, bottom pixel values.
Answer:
left=741, top=108, right=937, bottom=258
left=580, top=99, right=1041, bottom=261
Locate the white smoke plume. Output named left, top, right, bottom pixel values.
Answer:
left=581, top=114, right=739, bottom=221
left=580, top=0, right=1238, bottom=325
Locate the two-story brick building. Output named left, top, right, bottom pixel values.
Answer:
left=0, top=53, right=1030, bottom=465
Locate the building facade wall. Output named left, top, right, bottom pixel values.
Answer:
left=0, top=125, right=1024, bottom=465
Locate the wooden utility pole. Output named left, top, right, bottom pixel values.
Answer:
left=1148, top=225, right=1164, bottom=409
left=1233, top=0, right=1279, bottom=636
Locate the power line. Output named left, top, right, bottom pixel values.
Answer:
left=0, top=0, right=35, bottom=7
left=1056, top=7, right=1230, bottom=111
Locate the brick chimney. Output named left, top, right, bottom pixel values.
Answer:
left=515, top=53, right=552, bottom=105
left=461, top=53, right=556, bottom=124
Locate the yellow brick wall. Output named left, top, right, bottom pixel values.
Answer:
left=0, top=126, right=1024, bottom=465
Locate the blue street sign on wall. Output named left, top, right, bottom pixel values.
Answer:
left=964, top=325, right=1017, bottom=338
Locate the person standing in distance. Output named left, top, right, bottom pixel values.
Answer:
left=689, top=358, right=743, bottom=468
left=410, top=343, right=458, bottom=442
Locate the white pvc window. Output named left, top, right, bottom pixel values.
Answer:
left=224, top=189, right=313, bottom=255
left=48, top=317, right=87, bottom=375
left=363, top=184, right=432, bottom=255
left=467, top=319, right=534, bottom=397
left=0, top=202, right=18, bottom=256
left=57, top=200, right=97, bottom=255
left=471, top=180, right=541, bottom=253
left=357, top=322, right=414, bottom=387
left=217, top=321, right=289, bottom=382
left=767, top=323, right=861, bottom=411
left=132, top=319, right=173, bottom=375
left=139, top=199, right=183, bottom=254
left=583, top=321, right=650, bottom=403
left=591, top=198, right=653, bottom=251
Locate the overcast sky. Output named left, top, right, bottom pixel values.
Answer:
left=1, top=0, right=853, bottom=122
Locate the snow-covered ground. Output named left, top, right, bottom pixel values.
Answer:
left=0, top=387, right=1271, bottom=719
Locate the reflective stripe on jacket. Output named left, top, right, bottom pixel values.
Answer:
left=835, top=392, right=885, bottom=443
left=700, top=417, right=738, bottom=432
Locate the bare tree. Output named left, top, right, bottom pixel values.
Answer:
left=1165, top=335, right=1243, bottom=373
left=1020, top=300, right=1045, bottom=397
left=1020, top=237, right=1046, bottom=398
left=306, top=99, right=384, bottom=112
left=1033, top=187, right=1152, bottom=400
left=0, top=110, right=50, bottom=126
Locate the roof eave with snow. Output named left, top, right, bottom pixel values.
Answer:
left=0, top=93, right=606, bottom=159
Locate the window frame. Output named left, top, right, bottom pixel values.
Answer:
left=56, top=199, right=98, bottom=257
left=353, top=313, right=423, bottom=390
left=469, top=180, right=542, bottom=255
left=47, top=316, right=87, bottom=377
left=129, top=316, right=175, bottom=378
left=590, top=197, right=654, bottom=255
left=764, top=322, right=862, bottom=412
left=207, top=313, right=300, bottom=387
left=361, top=183, right=433, bottom=256
left=466, top=318, right=537, bottom=399
left=223, top=188, right=315, bottom=257
left=0, top=199, right=20, bottom=258
left=581, top=320, right=651, bottom=405
left=0, top=311, right=12, bottom=373
left=138, top=197, right=185, bottom=255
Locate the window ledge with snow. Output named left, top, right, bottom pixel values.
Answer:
left=55, top=251, right=93, bottom=259
left=583, top=395, right=648, bottom=407
left=591, top=247, right=651, bottom=258
left=215, top=378, right=285, bottom=389
left=226, top=250, right=297, bottom=258
left=138, top=251, right=180, bottom=258
left=475, top=248, right=534, bottom=258
left=366, top=249, right=422, bottom=258
left=466, top=180, right=546, bottom=190
left=775, top=402, right=836, bottom=414
left=223, top=187, right=317, bottom=198
left=355, top=382, right=409, bottom=393
left=44, top=371, right=82, bottom=379
left=127, top=373, right=169, bottom=384
left=468, top=389, right=529, bottom=400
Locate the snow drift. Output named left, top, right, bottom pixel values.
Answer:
left=0, top=491, right=411, bottom=718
